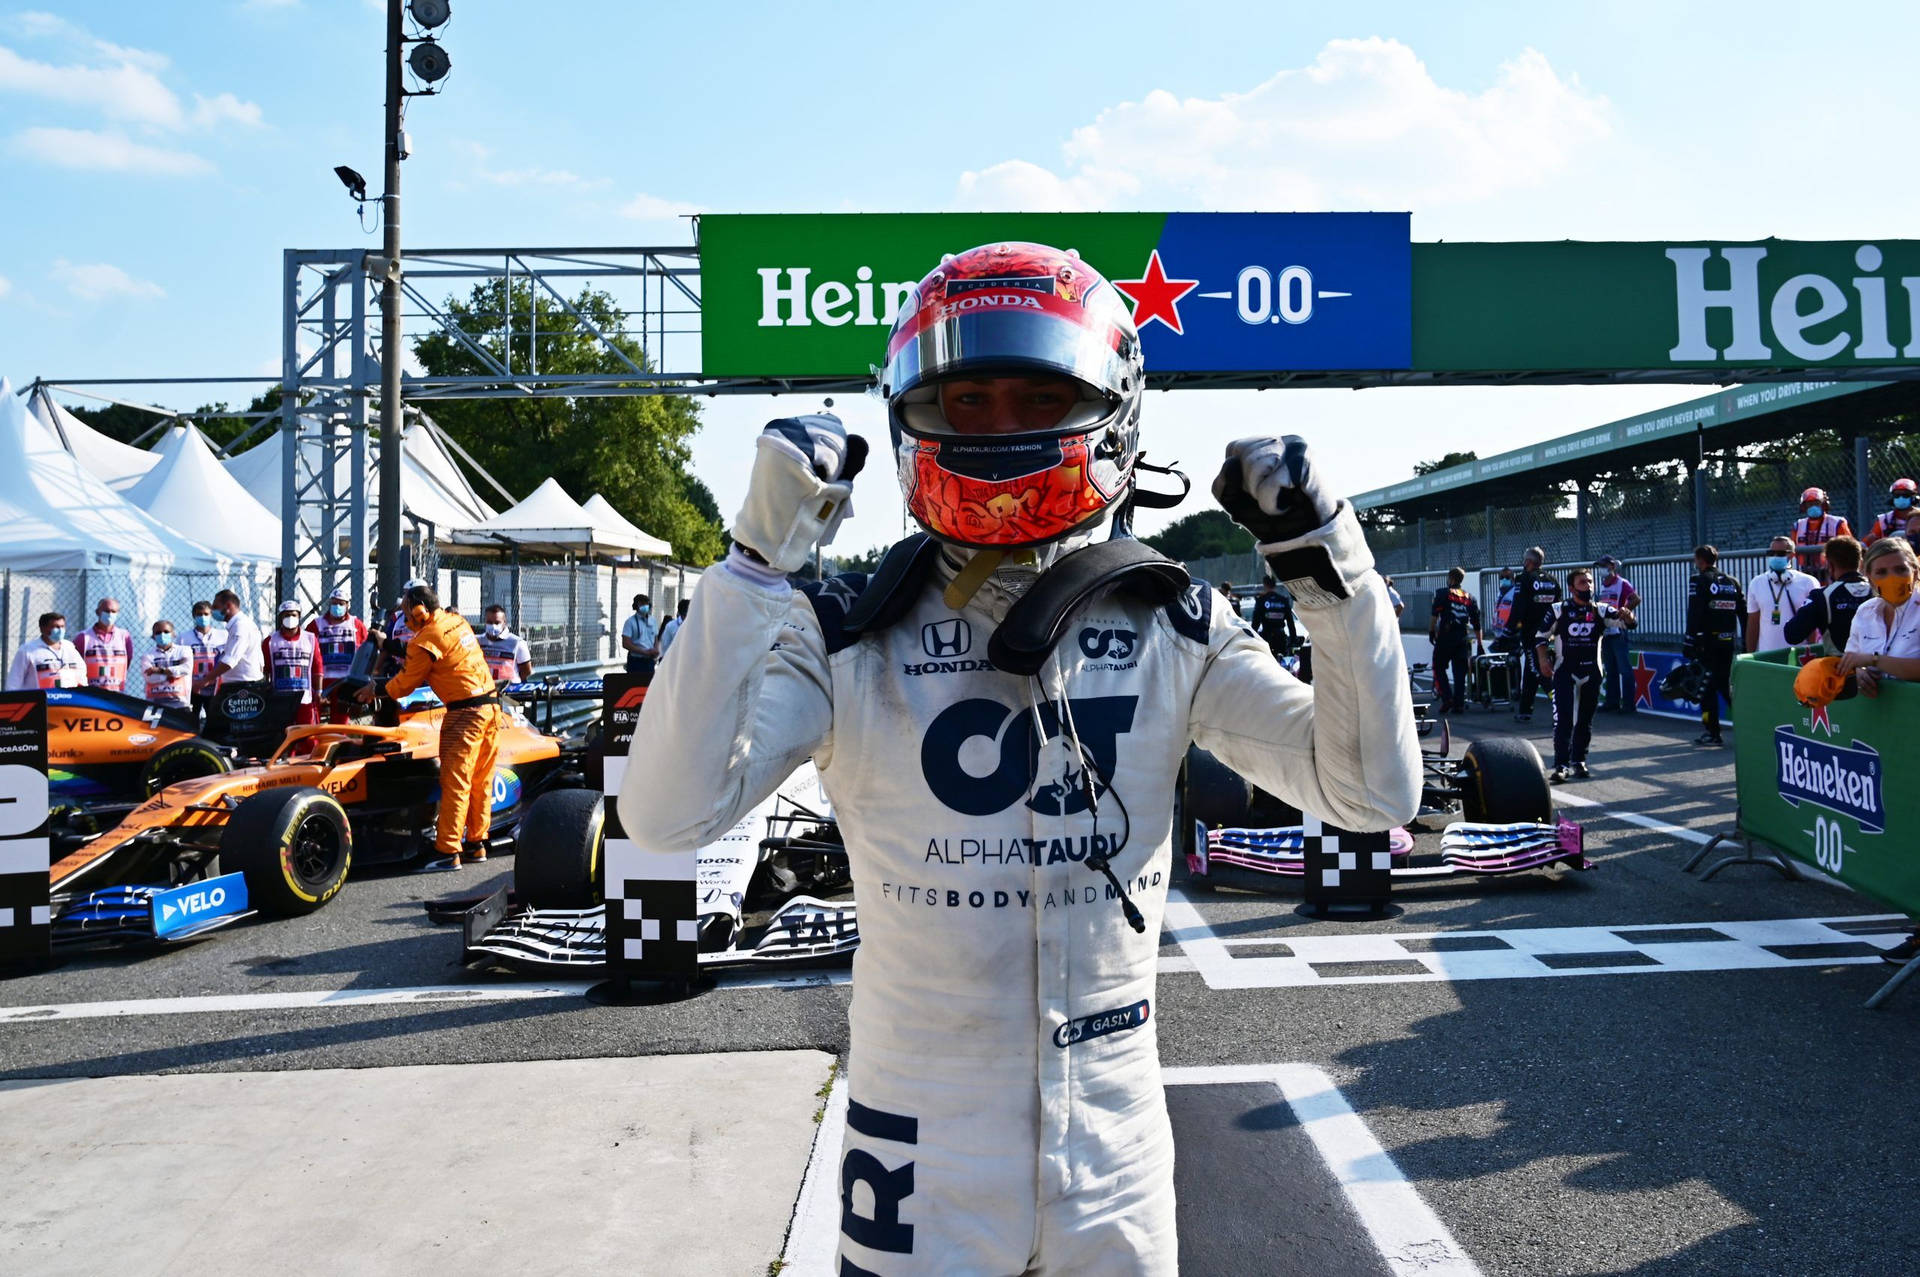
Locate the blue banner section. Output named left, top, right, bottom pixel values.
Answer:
left=1627, top=649, right=1731, bottom=724
left=150, top=872, right=248, bottom=938
left=1773, top=727, right=1885, bottom=833
left=1123, top=213, right=1410, bottom=372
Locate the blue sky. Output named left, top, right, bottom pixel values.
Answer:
left=3, top=1, right=1917, bottom=552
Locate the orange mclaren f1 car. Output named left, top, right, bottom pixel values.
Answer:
left=39, top=675, right=598, bottom=951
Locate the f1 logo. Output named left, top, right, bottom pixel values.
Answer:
left=0, top=702, right=32, bottom=724
left=921, top=619, right=971, bottom=659
left=614, top=687, right=648, bottom=710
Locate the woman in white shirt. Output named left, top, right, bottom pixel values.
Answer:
left=1838, top=537, right=1920, bottom=697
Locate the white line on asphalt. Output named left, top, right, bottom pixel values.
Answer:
left=1165, top=1064, right=1483, bottom=1277
left=1550, top=790, right=1712, bottom=844
left=0, top=982, right=594, bottom=1023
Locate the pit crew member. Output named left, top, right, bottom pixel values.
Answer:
left=1684, top=544, right=1744, bottom=746
left=1428, top=567, right=1481, bottom=713
left=477, top=603, right=534, bottom=682
left=1784, top=534, right=1871, bottom=655
left=1865, top=477, right=1918, bottom=543
left=1509, top=547, right=1562, bottom=722
left=264, top=601, right=324, bottom=725
left=1535, top=566, right=1634, bottom=781
left=142, top=621, right=194, bottom=708
left=1593, top=555, right=1641, bottom=713
left=357, top=582, right=501, bottom=869
left=7, top=611, right=85, bottom=690
left=619, top=242, right=1419, bottom=1274
left=309, top=585, right=369, bottom=694
left=77, top=596, right=135, bottom=692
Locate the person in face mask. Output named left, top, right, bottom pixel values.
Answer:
left=201, top=589, right=265, bottom=693
left=77, top=595, right=135, bottom=693
left=1789, top=486, right=1851, bottom=584
left=378, top=578, right=430, bottom=678
left=1747, top=535, right=1820, bottom=654
left=1535, top=567, right=1634, bottom=781
left=477, top=604, right=533, bottom=682
left=1837, top=537, right=1920, bottom=695
left=142, top=621, right=194, bottom=708
left=1592, top=555, right=1642, bottom=713
left=1684, top=545, right=1745, bottom=745
left=307, top=585, right=369, bottom=697
left=1866, top=478, right=1918, bottom=542
left=621, top=592, right=659, bottom=682
left=183, top=600, right=227, bottom=717
left=7, top=611, right=85, bottom=690
left=265, top=601, right=324, bottom=724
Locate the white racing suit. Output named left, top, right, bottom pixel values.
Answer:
left=619, top=502, right=1419, bottom=1275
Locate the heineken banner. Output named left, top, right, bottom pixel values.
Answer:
left=699, top=215, right=1920, bottom=382
left=1731, top=651, right=1916, bottom=915
left=701, top=212, right=1412, bottom=377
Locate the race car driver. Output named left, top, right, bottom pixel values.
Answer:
left=357, top=582, right=500, bottom=869
left=1534, top=567, right=1634, bottom=781
left=618, top=242, right=1420, bottom=1274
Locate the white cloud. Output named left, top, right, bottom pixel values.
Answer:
left=0, top=275, right=11, bottom=299
left=50, top=259, right=165, bottom=301
left=453, top=140, right=607, bottom=190
left=191, top=91, right=263, bottom=128
left=0, top=41, right=186, bottom=128
left=16, top=126, right=212, bottom=175
left=956, top=38, right=1611, bottom=213
left=620, top=192, right=704, bottom=220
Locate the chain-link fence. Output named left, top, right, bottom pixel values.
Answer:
left=0, top=557, right=703, bottom=683
left=1, top=564, right=279, bottom=678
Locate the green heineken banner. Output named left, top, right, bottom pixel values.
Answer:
left=699, top=214, right=1920, bottom=382
left=1731, top=650, right=1919, bottom=915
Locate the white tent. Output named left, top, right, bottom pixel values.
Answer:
left=220, top=419, right=496, bottom=535
left=581, top=493, right=674, bottom=558
left=449, top=477, right=665, bottom=557
left=27, top=385, right=160, bottom=493
left=127, top=424, right=282, bottom=561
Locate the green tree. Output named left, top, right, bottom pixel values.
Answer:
left=1141, top=509, right=1253, bottom=560
left=411, top=279, right=726, bottom=565
left=1413, top=449, right=1478, bottom=476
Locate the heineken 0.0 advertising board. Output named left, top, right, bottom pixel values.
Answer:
left=699, top=214, right=1920, bottom=383
left=700, top=212, right=1412, bottom=378
left=1731, top=651, right=1918, bottom=915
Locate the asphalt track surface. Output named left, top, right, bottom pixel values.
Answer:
left=6, top=711, right=1919, bottom=1276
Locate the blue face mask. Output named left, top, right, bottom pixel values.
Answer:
left=1896, top=496, right=1914, bottom=511
left=327, top=603, right=347, bottom=619
left=193, top=613, right=212, bottom=630
left=638, top=605, right=651, bottom=618
left=154, top=632, right=173, bottom=649
left=1768, top=555, right=1791, bottom=573
left=48, top=626, right=66, bottom=644
left=1805, top=505, right=1823, bottom=519
left=97, top=610, right=116, bottom=626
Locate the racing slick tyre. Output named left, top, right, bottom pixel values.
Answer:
left=140, top=736, right=231, bottom=797
left=514, top=787, right=604, bottom=909
left=220, top=786, right=353, bottom=916
left=1460, top=736, right=1552, bottom=824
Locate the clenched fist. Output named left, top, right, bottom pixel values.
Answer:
left=732, top=414, right=869, bottom=574
left=1211, top=436, right=1337, bottom=547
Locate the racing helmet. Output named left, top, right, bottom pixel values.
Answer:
left=881, top=241, right=1144, bottom=551
left=1659, top=660, right=1707, bottom=704
left=1800, top=486, right=1830, bottom=511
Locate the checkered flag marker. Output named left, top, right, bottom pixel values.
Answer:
left=595, top=674, right=700, bottom=994
left=1300, top=815, right=1393, bottom=915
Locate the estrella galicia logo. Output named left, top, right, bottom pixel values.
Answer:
left=1054, top=999, right=1150, bottom=1048
left=1077, top=627, right=1138, bottom=661
left=1775, top=726, right=1884, bottom=833
left=222, top=690, right=264, bottom=721
left=921, top=695, right=1137, bottom=816
left=921, top=618, right=971, bottom=659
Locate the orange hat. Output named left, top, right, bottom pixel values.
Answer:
left=1794, top=656, right=1848, bottom=708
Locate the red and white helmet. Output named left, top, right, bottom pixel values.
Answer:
left=1800, top=486, right=1829, bottom=509
left=1890, top=477, right=1917, bottom=501
left=881, top=242, right=1144, bottom=551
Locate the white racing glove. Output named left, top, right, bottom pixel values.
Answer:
left=731, top=413, right=869, bottom=575
left=1212, top=435, right=1374, bottom=608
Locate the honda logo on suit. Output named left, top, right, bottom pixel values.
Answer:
left=921, top=619, right=972, bottom=658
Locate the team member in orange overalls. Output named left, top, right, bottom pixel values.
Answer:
left=357, top=582, right=500, bottom=870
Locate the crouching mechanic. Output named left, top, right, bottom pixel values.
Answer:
left=355, top=582, right=501, bottom=870
left=617, top=242, right=1420, bottom=1273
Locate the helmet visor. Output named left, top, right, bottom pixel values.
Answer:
left=884, top=305, right=1134, bottom=412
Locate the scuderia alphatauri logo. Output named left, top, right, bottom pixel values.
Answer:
left=921, top=695, right=1136, bottom=817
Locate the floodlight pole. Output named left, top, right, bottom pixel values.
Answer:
left=376, top=0, right=406, bottom=608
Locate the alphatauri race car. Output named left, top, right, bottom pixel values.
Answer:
left=32, top=674, right=596, bottom=953
left=1178, top=731, right=1590, bottom=890
left=430, top=762, right=859, bottom=974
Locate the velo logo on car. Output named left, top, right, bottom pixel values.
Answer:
left=1774, top=725, right=1884, bottom=833
left=150, top=872, right=248, bottom=939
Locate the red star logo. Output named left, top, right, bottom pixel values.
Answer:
left=1632, top=654, right=1658, bottom=707
left=1113, top=250, right=1200, bottom=335
left=1809, top=703, right=1835, bottom=737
